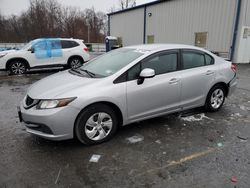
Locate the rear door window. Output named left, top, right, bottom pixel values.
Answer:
left=182, top=51, right=205, bottom=69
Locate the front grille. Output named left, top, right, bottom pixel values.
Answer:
left=25, top=95, right=39, bottom=109
left=26, top=95, right=34, bottom=106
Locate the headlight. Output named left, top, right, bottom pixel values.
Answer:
left=36, top=97, right=76, bottom=109
left=0, top=53, right=7, bottom=58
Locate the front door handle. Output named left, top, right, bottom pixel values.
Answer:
left=206, top=70, right=214, bottom=75
left=169, top=78, right=179, bottom=84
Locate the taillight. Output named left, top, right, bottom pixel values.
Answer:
left=231, top=63, right=237, bottom=72
left=84, top=48, right=89, bottom=52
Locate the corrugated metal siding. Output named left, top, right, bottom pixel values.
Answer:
left=110, top=9, right=144, bottom=46
left=241, top=0, right=250, bottom=26
left=146, top=0, right=237, bottom=53
left=234, top=0, right=250, bottom=63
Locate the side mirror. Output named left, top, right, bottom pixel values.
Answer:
left=137, top=68, right=155, bottom=85
left=28, top=47, right=35, bottom=53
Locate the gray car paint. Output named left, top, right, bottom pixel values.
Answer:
left=20, top=44, right=237, bottom=140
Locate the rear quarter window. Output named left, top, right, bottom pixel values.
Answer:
left=205, top=54, right=214, bottom=65
left=61, top=40, right=79, bottom=49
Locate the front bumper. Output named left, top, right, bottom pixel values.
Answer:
left=19, top=102, right=80, bottom=141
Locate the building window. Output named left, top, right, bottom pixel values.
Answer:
left=147, top=35, right=154, bottom=44
left=195, top=32, right=208, bottom=48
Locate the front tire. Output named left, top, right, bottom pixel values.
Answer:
left=75, top=104, right=118, bottom=145
left=8, top=60, right=27, bottom=75
left=68, top=57, right=83, bottom=69
left=205, top=85, right=226, bottom=112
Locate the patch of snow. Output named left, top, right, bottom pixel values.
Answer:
left=240, top=105, right=247, bottom=111
left=126, top=134, right=144, bottom=144
left=180, top=113, right=213, bottom=122
left=155, top=140, right=161, bottom=144
left=89, top=154, right=101, bottom=163
left=231, top=113, right=242, bottom=118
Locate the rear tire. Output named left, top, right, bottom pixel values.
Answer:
left=8, top=60, right=27, bottom=75
left=205, top=85, right=226, bottom=112
left=75, top=104, right=118, bottom=145
left=68, top=57, right=83, bottom=69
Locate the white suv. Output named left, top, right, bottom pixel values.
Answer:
left=0, top=38, right=90, bottom=75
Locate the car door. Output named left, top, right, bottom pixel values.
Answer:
left=126, top=50, right=181, bottom=122
left=27, top=39, right=52, bottom=67
left=179, top=49, right=216, bottom=109
left=61, top=40, right=79, bottom=65
left=46, top=39, right=64, bottom=65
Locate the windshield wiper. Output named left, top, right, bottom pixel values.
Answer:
left=70, top=68, right=83, bottom=75
left=81, top=69, right=96, bottom=78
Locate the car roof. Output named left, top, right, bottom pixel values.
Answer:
left=35, top=38, right=83, bottom=41
left=125, top=44, right=207, bottom=52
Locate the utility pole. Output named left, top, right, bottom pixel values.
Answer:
left=87, top=24, right=90, bottom=43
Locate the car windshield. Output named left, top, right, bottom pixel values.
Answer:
left=80, top=48, right=144, bottom=77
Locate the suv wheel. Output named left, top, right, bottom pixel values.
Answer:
left=75, top=104, right=118, bottom=145
left=205, top=85, right=226, bottom=112
left=68, top=57, right=83, bottom=69
left=9, top=60, right=27, bottom=75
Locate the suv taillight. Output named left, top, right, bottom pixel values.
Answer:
left=84, top=48, right=89, bottom=52
left=231, top=63, right=237, bottom=73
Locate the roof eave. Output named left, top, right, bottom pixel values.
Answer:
left=107, top=0, right=167, bottom=16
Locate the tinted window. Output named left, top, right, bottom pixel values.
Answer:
left=50, top=40, right=61, bottom=49
left=142, top=53, right=178, bottom=75
left=205, top=54, right=214, bottom=65
left=61, top=40, right=79, bottom=49
left=128, top=63, right=141, bottom=81
left=71, top=41, right=80, bottom=47
left=182, top=52, right=205, bottom=69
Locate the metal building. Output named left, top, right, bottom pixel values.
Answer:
left=108, top=0, right=250, bottom=63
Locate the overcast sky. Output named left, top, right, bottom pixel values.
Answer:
left=0, top=0, right=156, bottom=16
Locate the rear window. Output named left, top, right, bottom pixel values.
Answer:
left=61, top=40, right=79, bottom=49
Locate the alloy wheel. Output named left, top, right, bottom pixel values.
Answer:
left=70, top=59, right=82, bottom=69
left=84, top=112, right=113, bottom=141
left=11, top=62, right=26, bottom=75
left=210, top=89, right=224, bottom=109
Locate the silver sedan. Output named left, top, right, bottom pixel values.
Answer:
left=18, top=44, right=237, bottom=145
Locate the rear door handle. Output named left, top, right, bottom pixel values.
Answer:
left=206, top=70, right=214, bottom=75
left=169, top=78, right=179, bottom=84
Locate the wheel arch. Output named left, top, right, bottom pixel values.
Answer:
left=73, top=101, right=124, bottom=137
left=6, top=57, right=30, bottom=70
left=210, top=82, right=229, bottom=97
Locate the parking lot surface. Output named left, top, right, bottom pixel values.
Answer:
left=0, top=64, right=250, bottom=188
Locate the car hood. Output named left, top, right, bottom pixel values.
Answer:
left=27, top=70, right=99, bottom=99
left=0, top=49, right=17, bottom=55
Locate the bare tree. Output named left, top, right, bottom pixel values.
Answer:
left=119, top=0, right=136, bottom=10
left=0, top=0, right=107, bottom=43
